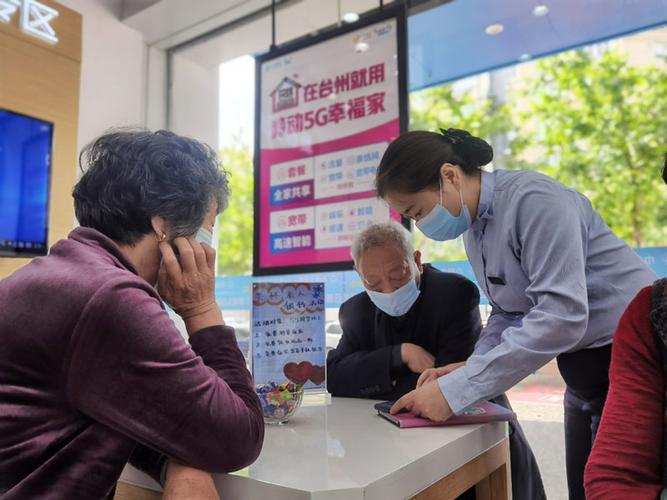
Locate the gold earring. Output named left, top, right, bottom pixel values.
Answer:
left=155, top=232, right=166, bottom=242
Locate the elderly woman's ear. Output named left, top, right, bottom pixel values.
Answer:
left=151, top=216, right=168, bottom=243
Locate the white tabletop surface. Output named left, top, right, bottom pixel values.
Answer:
left=120, top=397, right=507, bottom=500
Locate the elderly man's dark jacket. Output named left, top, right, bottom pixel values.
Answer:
left=327, top=264, right=481, bottom=400
left=326, top=264, right=547, bottom=500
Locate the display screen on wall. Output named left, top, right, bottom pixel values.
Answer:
left=0, top=109, right=53, bottom=257
left=253, top=6, right=408, bottom=275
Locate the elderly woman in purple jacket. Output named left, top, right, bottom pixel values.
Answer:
left=0, top=129, right=264, bottom=499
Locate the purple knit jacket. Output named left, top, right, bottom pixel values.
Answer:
left=0, top=227, right=264, bottom=499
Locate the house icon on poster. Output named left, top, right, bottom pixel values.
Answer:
left=271, top=77, right=301, bottom=113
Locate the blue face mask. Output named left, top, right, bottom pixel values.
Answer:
left=366, top=274, right=421, bottom=317
left=416, top=180, right=471, bottom=241
left=195, top=227, right=213, bottom=246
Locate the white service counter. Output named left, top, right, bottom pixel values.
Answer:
left=118, top=397, right=510, bottom=500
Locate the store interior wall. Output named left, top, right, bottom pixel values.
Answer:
left=57, top=0, right=151, bottom=154
left=1, top=0, right=168, bottom=267
left=0, top=0, right=81, bottom=278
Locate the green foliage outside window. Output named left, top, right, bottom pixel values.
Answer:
left=410, top=47, right=667, bottom=262
left=216, top=142, right=254, bottom=275
left=218, top=44, right=667, bottom=274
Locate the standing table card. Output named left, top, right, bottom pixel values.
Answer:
left=251, top=282, right=327, bottom=394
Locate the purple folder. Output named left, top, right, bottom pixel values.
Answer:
left=377, top=401, right=516, bottom=428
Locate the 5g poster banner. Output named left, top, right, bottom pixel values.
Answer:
left=254, top=6, right=408, bottom=275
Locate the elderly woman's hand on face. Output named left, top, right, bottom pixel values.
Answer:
left=157, top=237, right=224, bottom=334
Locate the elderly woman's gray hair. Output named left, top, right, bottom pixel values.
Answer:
left=350, top=221, right=415, bottom=265
left=73, top=128, right=229, bottom=245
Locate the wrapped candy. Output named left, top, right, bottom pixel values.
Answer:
left=255, top=381, right=304, bottom=424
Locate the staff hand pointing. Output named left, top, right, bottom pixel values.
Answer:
left=390, top=379, right=453, bottom=422
left=417, top=361, right=466, bottom=388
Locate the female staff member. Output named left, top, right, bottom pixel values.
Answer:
left=379, top=128, right=656, bottom=499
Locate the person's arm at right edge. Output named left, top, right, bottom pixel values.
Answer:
left=584, top=287, right=663, bottom=500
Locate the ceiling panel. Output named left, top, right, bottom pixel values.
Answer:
left=408, top=0, right=667, bottom=90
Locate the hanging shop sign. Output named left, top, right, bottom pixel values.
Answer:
left=0, top=0, right=59, bottom=44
